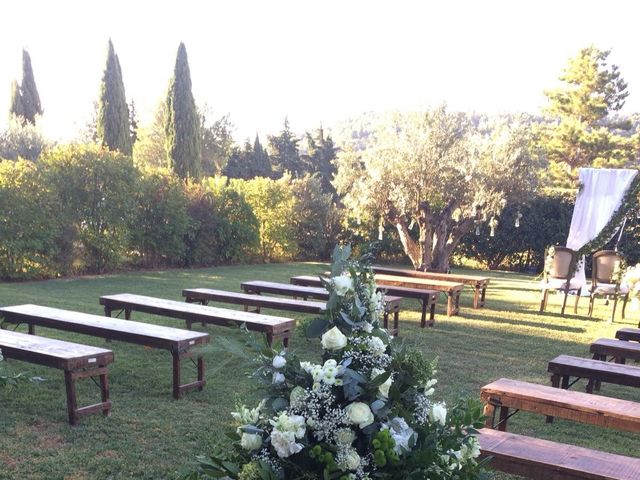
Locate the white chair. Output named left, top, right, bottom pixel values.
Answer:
left=540, top=246, right=583, bottom=315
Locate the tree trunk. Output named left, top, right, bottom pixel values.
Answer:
left=394, top=218, right=421, bottom=269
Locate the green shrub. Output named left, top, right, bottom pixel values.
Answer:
left=129, top=167, right=189, bottom=267
left=457, top=193, right=575, bottom=271
left=41, top=144, right=137, bottom=273
left=0, top=160, right=59, bottom=279
left=184, top=179, right=259, bottom=266
left=229, top=175, right=296, bottom=261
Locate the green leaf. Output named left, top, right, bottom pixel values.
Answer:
left=305, top=317, right=330, bottom=338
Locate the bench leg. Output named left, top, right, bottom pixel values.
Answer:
left=28, top=323, right=35, bottom=335
left=546, top=374, right=562, bottom=423
left=171, top=351, right=206, bottom=399
left=446, top=292, right=460, bottom=316
left=100, top=371, right=110, bottom=416
left=483, top=402, right=496, bottom=428
left=539, top=289, right=549, bottom=313
left=473, top=287, right=481, bottom=309
left=64, top=370, right=79, bottom=425
left=393, top=309, right=399, bottom=336
left=421, top=299, right=428, bottom=328
left=383, top=310, right=389, bottom=330
left=480, top=287, right=486, bottom=307
left=497, top=406, right=509, bottom=432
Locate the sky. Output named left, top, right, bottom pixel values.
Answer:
left=1, top=0, right=640, bottom=143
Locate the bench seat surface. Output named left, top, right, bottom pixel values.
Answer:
left=616, top=328, right=640, bottom=341
left=289, top=276, right=437, bottom=298
left=374, top=273, right=464, bottom=292
left=591, top=338, right=640, bottom=360
left=481, top=378, right=640, bottom=432
left=548, top=354, right=640, bottom=386
left=479, top=428, right=640, bottom=480
left=0, top=329, right=113, bottom=370
left=183, top=288, right=327, bottom=311
left=0, top=304, right=209, bottom=349
left=372, top=266, right=490, bottom=285
left=100, top=293, right=295, bottom=334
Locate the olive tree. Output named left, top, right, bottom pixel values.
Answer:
left=333, top=107, right=539, bottom=272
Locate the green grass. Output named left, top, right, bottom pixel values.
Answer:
left=0, top=263, right=639, bottom=479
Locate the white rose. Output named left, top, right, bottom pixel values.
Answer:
left=332, top=275, right=354, bottom=296
left=335, top=428, right=356, bottom=445
left=345, top=402, right=374, bottom=429
left=371, top=368, right=393, bottom=399
left=431, top=402, right=447, bottom=426
left=240, top=432, right=263, bottom=450
left=273, top=372, right=285, bottom=384
left=272, top=355, right=286, bottom=369
left=321, top=326, right=348, bottom=350
left=338, top=449, right=361, bottom=471
left=368, top=336, right=386, bottom=356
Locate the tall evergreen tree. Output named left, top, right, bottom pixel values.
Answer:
left=306, top=126, right=338, bottom=197
left=97, top=40, right=132, bottom=155
left=252, top=135, right=272, bottom=178
left=9, top=80, right=25, bottom=121
left=268, top=118, right=306, bottom=177
left=223, top=135, right=272, bottom=179
left=20, top=49, right=42, bottom=124
left=165, top=42, right=201, bottom=179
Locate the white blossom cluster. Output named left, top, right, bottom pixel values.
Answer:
left=344, top=336, right=391, bottom=372
left=382, top=417, right=416, bottom=455
left=291, top=382, right=348, bottom=442
left=300, top=359, right=346, bottom=389
left=269, top=412, right=306, bottom=458
left=440, top=437, right=481, bottom=472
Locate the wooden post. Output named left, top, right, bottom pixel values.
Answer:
left=172, top=352, right=182, bottom=399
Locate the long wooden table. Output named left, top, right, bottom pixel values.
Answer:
left=0, top=328, right=113, bottom=425
left=371, top=265, right=490, bottom=308
left=99, top=293, right=295, bottom=347
left=182, top=288, right=402, bottom=336
left=0, top=304, right=209, bottom=399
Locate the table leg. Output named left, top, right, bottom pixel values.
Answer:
left=64, top=370, right=78, bottom=425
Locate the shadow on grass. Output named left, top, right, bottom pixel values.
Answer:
left=459, top=312, right=588, bottom=334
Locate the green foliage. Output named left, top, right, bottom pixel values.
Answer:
left=458, top=193, right=575, bottom=271
left=129, top=167, right=189, bottom=267
left=97, top=40, right=132, bottom=155
left=133, top=100, right=167, bottom=168
left=0, top=159, right=59, bottom=279
left=334, top=109, right=540, bottom=272
left=165, top=43, right=202, bottom=179
left=304, top=126, right=338, bottom=197
left=41, top=144, right=137, bottom=273
left=183, top=179, right=259, bottom=266
left=200, top=108, right=235, bottom=176
left=224, top=135, right=272, bottom=180
left=540, top=46, right=638, bottom=184
left=268, top=118, right=307, bottom=178
left=230, top=175, right=297, bottom=261
left=0, top=116, right=48, bottom=161
left=19, top=49, right=43, bottom=125
left=290, top=174, right=335, bottom=259
left=9, top=80, right=24, bottom=121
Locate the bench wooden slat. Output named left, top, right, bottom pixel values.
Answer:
left=99, top=293, right=295, bottom=335
left=616, top=328, right=640, bottom=342
left=481, top=378, right=640, bottom=433
left=0, top=329, right=113, bottom=425
left=591, top=338, right=640, bottom=362
left=0, top=304, right=210, bottom=400
left=548, top=354, right=640, bottom=393
left=479, top=428, right=640, bottom=480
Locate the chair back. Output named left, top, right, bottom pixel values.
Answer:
left=592, top=250, right=623, bottom=287
left=546, top=246, right=578, bottom=281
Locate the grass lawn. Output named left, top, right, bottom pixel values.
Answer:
left=1, top=262, right=639, bottom=479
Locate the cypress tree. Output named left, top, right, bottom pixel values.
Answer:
left=9, top=80, right=25, bottom=121
left=97, top=40, right=132, bottom=155
left=20, top=49, right=42, bottom=124
left=165, top=42, right=201, bottom=179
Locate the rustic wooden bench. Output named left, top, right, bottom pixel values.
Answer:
left=616, top=327, right=640, bottom=342
left=371, top=265, right=490, bottom=309
left=0, top=304, right=209, bottom=400
left=288, top=276, right=438, bottom=326
left=548, top=354, right=640, bottom=394
left=591, top=338, right=640, bottom=364
left=481, top=377, right=640, bottom=432
left=99, top=293, right=295, bottom=347
left=0, top=329, right=112, bottom=425
left=182, top=288, right=402, bottom=335
left=478, top=427, right=640, bottom=480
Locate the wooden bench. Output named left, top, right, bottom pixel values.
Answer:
left=478, top=427, right=640, bottom=480
left=99, top=293, right=295, bottom=348
left=182, top=288, right=402, bottom=336
left=591, top=338, right=640, bottom=364
left=371, top=265, right=490, bottom=309
left=288, top=276, right=438, bottom=326
left=481, top=377, right=640, bottom=433
left=0, top=304, right=209, bottom=400
left=548, top=354, right=640, bottom=394
left=616, top=328, right=640, bottom=342
left=0, top=329, right=112, bottom=425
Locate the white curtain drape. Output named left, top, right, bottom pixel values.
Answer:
left=566, top=168, right=638, bottom=286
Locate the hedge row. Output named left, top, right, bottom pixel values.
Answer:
left=0, top=144, right=337, bottom=280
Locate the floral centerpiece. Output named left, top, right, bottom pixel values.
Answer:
left=186, top=246, right=487, bottom=480
left=622, top=263, right=640, bottom=310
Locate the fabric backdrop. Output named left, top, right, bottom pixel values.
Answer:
left=566, top=167, right=638, bottom=286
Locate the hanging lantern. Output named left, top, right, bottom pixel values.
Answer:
left=408, top=218, right=415, bottom=230
left=515, top=210, right=523, bottom=228
left=378, top=219, right=384, bottom=241
left=474, top=220, right=481, bottom=236
left=489, top=216, right=498, bottom=237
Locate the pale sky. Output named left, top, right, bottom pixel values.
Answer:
left=1, top=0, right=639, bottom=143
